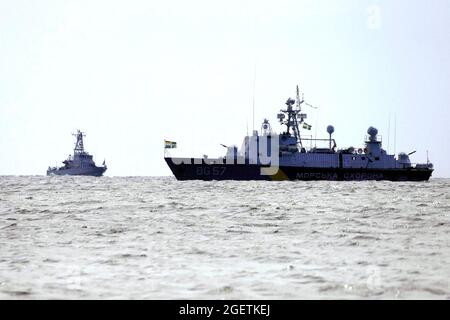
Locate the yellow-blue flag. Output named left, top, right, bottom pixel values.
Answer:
left=164, top=140, right=177, bottom=149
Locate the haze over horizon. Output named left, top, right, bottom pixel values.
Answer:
left=1, top=0, right=449, bottom=177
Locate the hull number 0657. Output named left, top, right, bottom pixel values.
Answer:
left=196, top=166, right=226, bottom=176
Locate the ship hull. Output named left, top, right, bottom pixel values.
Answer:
left=165, top=158, right=433, bottom=181
left=46, top=166, right=107, bottom=177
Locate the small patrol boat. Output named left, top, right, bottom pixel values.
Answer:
left=47, top=130, right=107, bottom=176
left=165, top=86, right=434, bottom=181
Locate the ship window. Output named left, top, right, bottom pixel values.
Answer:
left=361, top=157, right=366, bottom=160
left=375, top=157, right=380, bottom=161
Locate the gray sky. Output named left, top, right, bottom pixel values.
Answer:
left=1, top=0, right=449, bottom=177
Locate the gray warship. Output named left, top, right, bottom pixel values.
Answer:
left=47, top=130, right=107, bottom=176
left=165, top=86, right=434, bottom=181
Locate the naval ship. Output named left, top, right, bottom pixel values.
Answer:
left=47, top=130, right=107, bottom=176
left=165, top=86, right=433, bottom=181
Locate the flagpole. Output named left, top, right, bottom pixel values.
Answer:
left=394, top=114, right=397, bottom=157
left=252, top=64, right=256, bottom=133
left=163, top=140, right=166, bottom=158
left=387, top=112, right=391, bottom=154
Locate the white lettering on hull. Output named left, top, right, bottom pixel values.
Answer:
left=295, top=172, right=384, bottom=180
left=343, top=173, right=384, bottom=180
left=296, top=172, right=338, bottom=180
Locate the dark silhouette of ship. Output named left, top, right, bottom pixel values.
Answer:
left=47, top=130, right=107, bottom=176
left=165, top=86, right=434, bottom=181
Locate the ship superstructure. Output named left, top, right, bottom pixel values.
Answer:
left=47, top=130, right=107, bottom=176
left=165, top=86, right=433, bottom=181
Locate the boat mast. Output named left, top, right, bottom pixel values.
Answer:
left=278, top=85, right=305, bottom=148
left=293, top=85, right=304, bottom=147
left=73, top=130, right=86, bottom=155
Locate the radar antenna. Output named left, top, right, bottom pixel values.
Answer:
left=296, top=85, right=304, bottom=109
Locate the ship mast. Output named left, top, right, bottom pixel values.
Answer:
left=277, top=85, right=306, bottom=148
left=73, top=130, right=86, bottom=155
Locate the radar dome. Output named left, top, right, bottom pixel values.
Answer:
left=367, top=126, right=378, bottom=136
left=327, top=125, right=335, bottom=135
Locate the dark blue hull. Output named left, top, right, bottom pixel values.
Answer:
left=46, top=166, right=107, bottom=177
left=165, top=158, right=433, bottom=181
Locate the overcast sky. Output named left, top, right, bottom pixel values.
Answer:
left=0, top=0, right=449, bottom=177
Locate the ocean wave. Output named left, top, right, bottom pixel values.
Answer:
left=0, top=176, right=449, bottom=299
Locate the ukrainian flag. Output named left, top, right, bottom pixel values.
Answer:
left=302, top=122, right=312, bottom=130
left=164, top=140, right=177, bottom=149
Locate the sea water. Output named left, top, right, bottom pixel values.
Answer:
left=0, top=176, right=449, bottom=299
